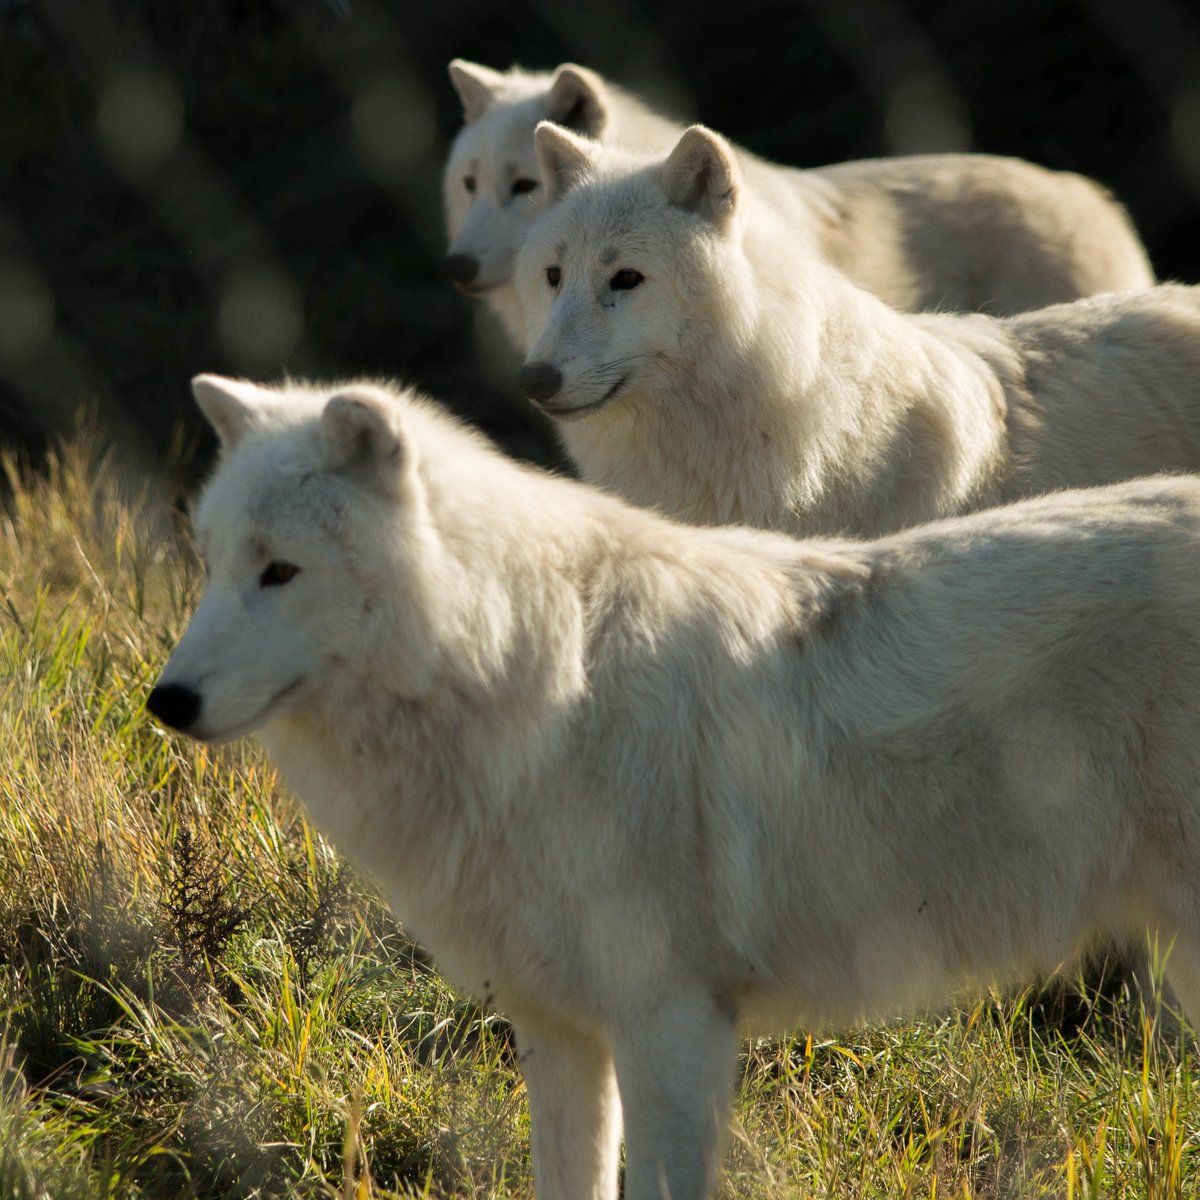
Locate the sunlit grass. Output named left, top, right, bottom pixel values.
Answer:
left=1, top=429, right=1198, bottom=1197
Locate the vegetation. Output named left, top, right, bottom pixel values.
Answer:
left=1, top=428, right=1198, bottom=1198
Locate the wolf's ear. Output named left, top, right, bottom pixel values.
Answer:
left=448, top=59, right=505, bottom=124
left=321, top=387, right=415, bottom=496
left=192, top=374, right=272, bottom=452
left=534, top=121, right=596, bottom=202
left=661, top=125, right=740, bottom=227
left=546, top=64, right=609, bottom=138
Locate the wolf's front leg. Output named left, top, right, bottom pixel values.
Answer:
left=612, top=991, right=739, bottom=1200
left=512, top=1011, right=622, bottom=1200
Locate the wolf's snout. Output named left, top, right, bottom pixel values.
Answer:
left=444, top=254, right=481, bottom=287
left=518, top=362, right=564, bottom=404
left=146, top=683, right=202, bottom=732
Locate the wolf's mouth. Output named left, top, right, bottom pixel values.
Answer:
left=450, top=279, right=498, bottom=297
left=539, top=374, right=628, bottom=422
left=191, top=676, right=307, bottom=743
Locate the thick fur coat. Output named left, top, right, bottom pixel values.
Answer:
left=153, top=375, right=1200, bottom=1200
left=444, top=59, right=1153, bottom=342
left=517, top=124, right=1199, bottom=537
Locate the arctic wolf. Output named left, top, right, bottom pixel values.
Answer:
left=517, top=123, right=1200, bottom=538
left=444, top=59, right=1153, bottom=342
left=151, top=373, right=1200, bottom=1200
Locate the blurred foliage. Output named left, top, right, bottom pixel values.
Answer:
left=0, top=0, right=1198, bottom=484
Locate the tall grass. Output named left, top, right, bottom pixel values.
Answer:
left=0, top=428, right=1197, bottom=1197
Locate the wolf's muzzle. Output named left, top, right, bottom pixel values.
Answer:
left=146, top=683, right=202, bottom=732
left=518, top=361, right=564, bottom=403
left=444, top=254, right=481, bottom=288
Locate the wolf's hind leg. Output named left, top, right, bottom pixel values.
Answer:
left=612, top=989, right=739, bottom=1200
left=1161, top=931, right=1200, bottom=1039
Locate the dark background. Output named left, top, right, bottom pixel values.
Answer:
left=1, top=0, right=1198, bottom=485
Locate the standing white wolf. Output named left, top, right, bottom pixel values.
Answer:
left=517, top=123, right=1200, bottom=537
left=444, top=59, right=1153, bottom=343
left=151, top=373, right=1200, bottom=1200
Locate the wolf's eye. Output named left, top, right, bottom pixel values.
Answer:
left=260, top=561, right=300, bottom=587
left=610, top=269, right=644, bottom=291
left=511, top=178, right=538, bottom=195
left=546, top=266, right=561, bottom=288
left=464, top=175, right=476, bottom=193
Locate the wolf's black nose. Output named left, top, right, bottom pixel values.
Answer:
left=444, top=254, right=480, bottom=287
left=146, top=683, right=202, bottom=732
left=518, top=362, right=564, bottom=403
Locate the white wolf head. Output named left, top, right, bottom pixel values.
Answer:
left=515, top=122, right=756, bottom=419
left=442, top=60, right=614, bottom=298
left=148, top=376, right=446, bottom=742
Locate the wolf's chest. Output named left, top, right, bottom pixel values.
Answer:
left=266, top=726, right=595, bottom=1012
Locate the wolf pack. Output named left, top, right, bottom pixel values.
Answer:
left=147, top=60, right=1200, bottom=1199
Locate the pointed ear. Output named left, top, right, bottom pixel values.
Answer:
left=546, top=64, right=609, bottom=138
left=448, top=59, right=505, bottom=124
left=534, top=121, right=596, bottom=202
left=192, top=374, right=272, bottom=452
left=321, top=387, right=414, bottom=496
left=661, top=125, right=740, bottom=227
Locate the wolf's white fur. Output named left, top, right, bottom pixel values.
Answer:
left=445, top=59, right=1153, bottom=342
left=517, top=124, right=1200, bottom=538
left=158, top=375, right=1200, bottom=1200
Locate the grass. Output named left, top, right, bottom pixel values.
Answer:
left=2, top=427, right=1199, bottom=1198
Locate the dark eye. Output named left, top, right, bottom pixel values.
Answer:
left=260, top=561, right=300, bottom=587
left=610, top=269, right=643, bottom=291
left=546, top=266, right=561, bottom=288
left=511, top=178, right=538, bottom=195
left=464, top=175, right=476, bottom=193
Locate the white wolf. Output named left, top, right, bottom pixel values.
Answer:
left=152, top=373, right=1200, bottom=1200
left=444, top=59, right=1153, bottom=343
left=517, top=123, right=1200, bottom=538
